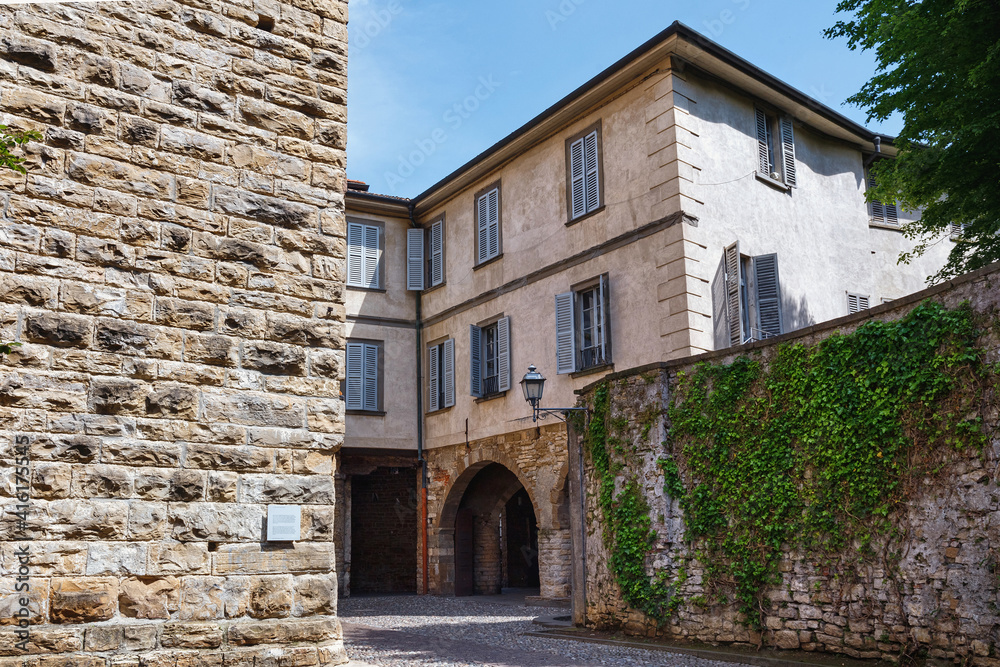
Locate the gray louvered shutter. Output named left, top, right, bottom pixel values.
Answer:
left=406, top=227, right=424, bottom=291
left=868, top=171, right=885, bottom=223
left=497, top=316, right=511, bottom=392
left=430, top=220, right=444, bottom=286
left=752, top=254, right=782, bottom=338
left=363, top=225, right=380, bottom=289
left=712, top=253, right=729, bottom=350
left=780, top=117, right=796, bottom=187
left=599, top=274, right=611, bottom=364
left=347, top=223, right=364, bottom=287
left=443, top=338, right=455, bottom=408
left=428, top=344, right=440, bottom=413
left=487, top=188, right=500, bottom=259
left=724, top=242, right=743, bottom=347
left=555, top=292, right=576, bottom=374
left=477, top=194, right=489, bottom=264
left=346, top=343, right=363, bottom=410
left=584, top=130, right=600, bottom=213
left=755, top=108, right=769, bottom=175
left=469, top=325, right=482, bottom=398
left=848, top=294, right=870, bottom=314
left=363, top=344, right=378, bottom=411
left=570, top=137, right=586, bottom=219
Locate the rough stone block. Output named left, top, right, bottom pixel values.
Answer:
left=49, top=577, right=118, bottom=623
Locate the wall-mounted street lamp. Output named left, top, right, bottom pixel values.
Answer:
left=520, top=365, right=589, bottom=423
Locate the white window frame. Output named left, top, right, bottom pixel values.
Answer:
left=555, top=275, right=612, bottom=375
left=427, top=338, right=455, bottom=413
left=754, top=107, right=796, bottom=188
left=347, top=221, right=382, bottom=289
left=847, top=293, right=870, bottom=315
left=346, top=341, right=381, bottom=412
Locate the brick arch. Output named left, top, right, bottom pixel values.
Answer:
left=436, top=450, right=536, bottom=534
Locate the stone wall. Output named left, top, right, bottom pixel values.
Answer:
left=425, top=423, right=571, bottom=600
left=0, top=0, right=349, bottom=664
left=577, top=264, right=1000, bottom=663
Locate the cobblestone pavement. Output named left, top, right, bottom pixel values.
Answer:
left=340, top=595, right=754, bottom=667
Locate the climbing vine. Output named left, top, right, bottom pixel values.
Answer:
left=585, top=301, right=993, bottom=628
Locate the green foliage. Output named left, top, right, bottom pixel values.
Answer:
left=825, top=0, right=1000, bottom=281
left=0, top=342, right=21, bottom=357
left=585, top=384, right=684, bottom=620
left=586, top=302, right=991, bottom=629
left=668, top=301, right=987, bottom=626
left=0, top=126, right=41, bottom=175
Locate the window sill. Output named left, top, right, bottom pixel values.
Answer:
left=346, top=410, right=386, bottom=417
left=570, top=363, right=614, bottom=379
left=426, top=405, right=454, bottom=416
left=754, top=172, right=791, bottom=192
left=565, top=204, right=606, bottom=227
left=869, top=221, right=902, bottom=232
left=346, top=285, right=387, bottom=293
left=422, top=281, right=447, bottom=295
left=474, top=391, right=508, bottom=404
left=473, top=253, right=503, bottom=271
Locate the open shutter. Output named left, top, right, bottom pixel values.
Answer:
left=477, top=194, right=489, bottom=264
left=712, top=253, right=729, bottom=350
left=780, top=117, right=796, bottom=187
left=599, top=274, right=611, bottom=364
left=347, top=223, right=364, bottom=286
left=407, top=227, right=424, bottom=291
left=497, top=316, right=511, bottom=392
left=868, top=168, right=897, bottom=225
left=570, top=137, right=586, bottom=219
left=555, top=292, right=576, bottom=374
left=428, top=345, right=440, bottom=413
left=363, top=344, right=378, bottom=411
left=469, top=325, right=482, bottom=398
left=363, top=225, right=380, bottom=289
left=584, top=130, right=600, bottom=213
left=752, top=254, right=782, bottom=338
left=345, top=343, right=364, bottom=410
left=724, top=242, right=743, bottom=347
left=755, top=108, right=770, bottom=175
left=487, top=188, right=500, bottom=259
left=430, top=220, right=444, bottom=286
left=443, top=338, right=455, bottom=408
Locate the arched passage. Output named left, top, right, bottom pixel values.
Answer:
left=438, top=462, right=540, bottom=596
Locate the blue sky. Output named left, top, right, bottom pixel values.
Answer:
left=347, top=0, right=895, bottom=197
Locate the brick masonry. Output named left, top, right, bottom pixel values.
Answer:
left=0, top=0, right=349, bottom=664
left=349, top=467, right=418, bottom=595
left=577, top=264, right=1000, bottom=663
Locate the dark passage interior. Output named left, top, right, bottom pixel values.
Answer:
left=453, top=463, right=539, bottom=596
left=350, top=466, right=418, bottom=594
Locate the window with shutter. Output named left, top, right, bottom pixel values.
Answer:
left=950, top=222, right=970, bottom=239
left=475, top=184, right=502, bottom=265
left=867, top=168, right=898, bottom=226
left=347, top=221, right=382, bottom=289
left=496, top=316, right=511, bottom=393
left=406, top=227, right=424, bottom=291
left=428, top=339, right=456, bottom=412
left=847, top=293, right=870, bottom=314
left=469, top=325, right=482, bottom=398
left=430, top=220, right=444, bottom=287
left=754, top=107, right=796, bottom=187
left=443, top=338, right=455, bottom=408
left=556, top=275, right=613, bottom=374
left=428, top=344, right=440, bottom=413
left=471, top=318, right=510, bottom=397
left=566, top=122, right=603, bottom=221
left=714, top=244, right=783, bottom=349
left=346, top=340, right=382, bottom=412
left=555, top=292, right=576, bottom=374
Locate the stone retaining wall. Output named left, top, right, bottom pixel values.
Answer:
left=577, top=264, right=1000, bottom=664
left=0, top=0, right=349, bottom=664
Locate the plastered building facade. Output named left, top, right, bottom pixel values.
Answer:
left=340, top=23, right=953, bottom=602
left=0, top=0, right=350, bottom=664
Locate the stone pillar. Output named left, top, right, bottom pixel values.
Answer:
left=0, top=0, right=349, bottom=663
left=538, top=528, right=572, bottom=600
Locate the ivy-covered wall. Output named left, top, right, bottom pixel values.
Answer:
left=577, top=263, right=1000, bottom=664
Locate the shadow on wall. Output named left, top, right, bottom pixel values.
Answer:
left=782, top=292, right=816, bottom=334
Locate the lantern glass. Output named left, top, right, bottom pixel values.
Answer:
left=520, top=365, right=545, bottom=403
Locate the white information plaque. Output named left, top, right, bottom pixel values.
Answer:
left=266, top=505, right=301, bottom=542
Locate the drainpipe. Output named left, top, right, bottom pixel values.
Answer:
left=409, top=201, right=429, bottom=595
left=863, top=135, right=882, bottom=170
